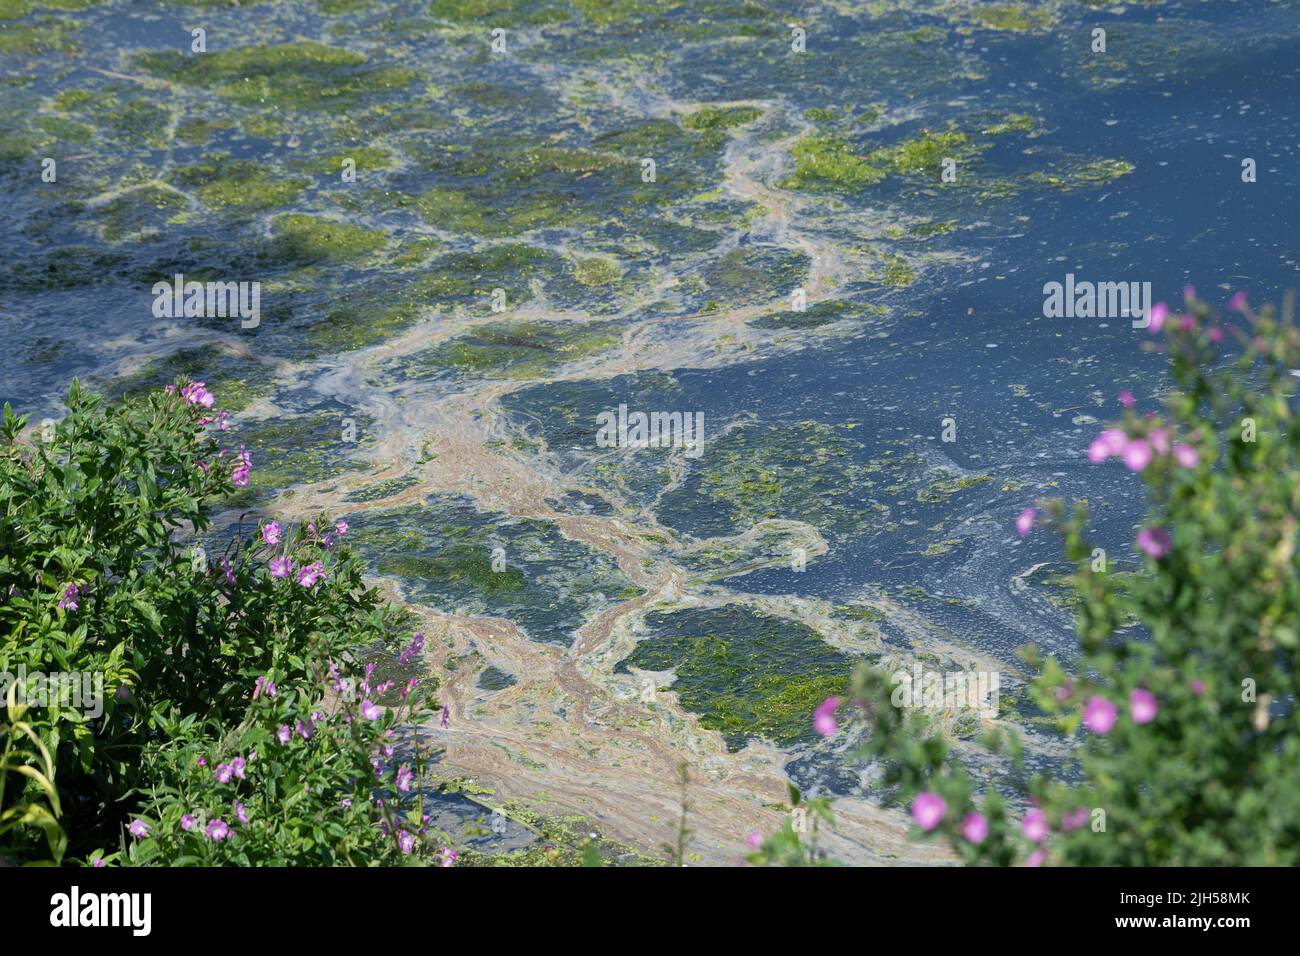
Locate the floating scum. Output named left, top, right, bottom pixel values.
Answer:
left=1, top=0, right=1297, bottom=867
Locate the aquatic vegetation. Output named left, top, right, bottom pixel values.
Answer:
left=222, top=410, right=374, bottom=508
left=173, top=156, right=309, bottom=212
left=346, top=498, right=641, bottom=645
left=1028, top=158, right=1135, bottom=191
left=747, top=299, right=874, bottom=331
left=344, top=474, right=421, bottom=503
left=659, top=421, right=880, bottom=541
left=619, top=605, right=854, bottom=751
left=308, top=244, right=567, bottom=352
left=95, top=185, right=188, bottom=243
left=136, top=41, right=418, bottom=111
left=572, top=255, right=622, bottom=288
left=961, top=3, right=1055, bottom=33
left=266, top=214, right=388, bottom=266
left=782, top=134, right=887, bottom=190
left=397, top=319, right=623, bottom=381
left=102, top=347, right=274, bottom=415
left=871, top=128, right=973, bottom=175
left=915, top=470, right=992, bottom=504
left=0, top=16, right=79, bottom=54
left=477, top=666, right=518, bottom=691
left=675, top=520, right=826, bottom=581
left=702, top=247, right=810, bottom=307
left=4, top=0, right=1292, bottom=872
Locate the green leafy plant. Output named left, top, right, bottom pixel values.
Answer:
left=0, top=380, right=443, bottom=865
left=840, top=289, right=1300, bottom=865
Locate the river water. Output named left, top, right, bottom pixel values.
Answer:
left=3, top=0, right=1297, bottom=863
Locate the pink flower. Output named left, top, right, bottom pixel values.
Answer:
left=261, top=521, right=282, bottom=546
left=296, top=561, right=325, bottom=588
left=960, top=813, right=988, bottom=844
left=1061, top=807, right=1089, bottom=832
left=1173, top=444, right=1198, bottom=468
left=1025, top=848, right=1046, bottom=867
left=205, top=818, right=230, bottom=841
left=1178, top=315, right=1195, bottom=332
left=296, top=718, right=315, bottom=740
left=1130, top=688, right=1158, bottom=724
left=398, top=632, right=426, bottom=667
left=230, top=756, right=246, bottom=780
left=213, top=763, right=233, bottom=784
left=253, top=675, right=276, bottom=700
left=58, top=583, right=80, bottom=612
left=180, top=814, right=196, bottom=831
left=361, top=699, right=382, bottom=721
left=1015, top=507, right=1036, bottom=537
left=92, top=857, right=106, bottom=867
left=746, top=830, right=764, bottom=849
left=1147, top=302, right=1168, bottom=333
left=813, top=696, right=839, bottom=737
left=276, top=724, right=292, bottom=745
left=398, top=830, right=416, bottom=854
left=440, top=704, right=450, bottom=729
left=438, top=847, right=458, bottom=867
left=234, top=801, right=249, bottom=824
left=1190, top=679, right=1206, bottom=696
left=1148, top=428, right=1171, bottom=456
left=911, top=792, right=946, bottom=832
left=181, top=381, right=214, bottom=408
left=1208, top=326, right=1224, bottom=344
left=128, top=819, right=150, bottom=839
left=270, top=556, right=293, bottom=579
left=1117, top=390, right=1135, bottom=408
left=1083, top=696, right=1118, bottom=734
left=1123, top=438, right=1152, bottom=472
left=1021, top=809, right=1048, bottom=843
left=1137, top=526, right=1171, bottom=559
left=396, top=766, right=415, bottom=792
left=335, top=521, right=349, bottom=536
left=1228, top=291, right=1249, bottom=312
left=1089, top=428, right=1128, bottom=463
left=231, top=444, right=252, bottom=487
